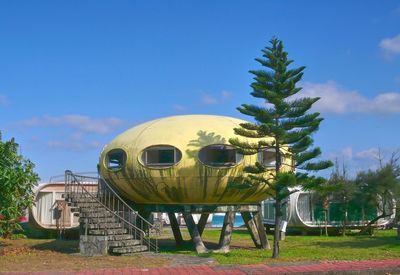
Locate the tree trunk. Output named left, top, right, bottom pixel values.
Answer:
left=361, top=204, right=365, bottom=226
left=324, top=210, right=328, bottom=236
left=272, top=199, right=281, bottom=258
left=342, top=201, right=348, bottom=236
left=397, top=223, right=400, bottom=240
left=322, top=198, right=329, bottom=237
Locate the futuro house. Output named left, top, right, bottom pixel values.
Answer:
left=262, top=190, right=395, bottom=232
left=99, top=115, right=292, bottom=208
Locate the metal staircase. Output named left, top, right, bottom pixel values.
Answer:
left=64, top=170, right=158, bottom=255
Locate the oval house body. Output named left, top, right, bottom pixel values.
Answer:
left=99, top=115, right=292, bottom=206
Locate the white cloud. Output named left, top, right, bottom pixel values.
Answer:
left=340, top=147, right=353, bottom=160
left=201, top=90, right=232, bottom=105
left=379, top=34, right=400, bottom=57
left=46, top=131, right=101, bottom=152
left=201, top=93, right=218, bottom=105
left=355, top=148, right=380, bottom=161
left=0, top=95, right=9, bottom=106
left=326, top=147, right=385, bottom=177
left=300, top=81, right=400, bottom=114
left=172, top=104, right=187, bottom=112
left=221, top=90, right=232, bottom=99
left=47, top=139, right=101, bottom=152
left=17, top=115, right=125, bottom=135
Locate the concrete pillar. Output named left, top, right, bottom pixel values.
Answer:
left=183, top=213, right=209, bottom=254
left=253, top=210, right=270, bottom=249
left=168, top=212, right=183, bottom=246
left=197, top=213, right=210, bottom=236
left=241, top=211, right=262, bottom=248
left=215, top=211, right=235, bottom=253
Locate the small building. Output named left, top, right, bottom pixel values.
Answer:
left=262, top=190, right=395, bottom=233
left=29, top=182, right=79, bottom=231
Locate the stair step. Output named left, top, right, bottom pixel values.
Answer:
left=72, top=199, right=99, bottom=204
left=71, top=195, right=98, bottom=201
left=107, top=234, right=133, bottom=241
left=84, top=223, right=122, bottom=229
left=74, top=202, right=101, bottom=208
left=89, top=228, right=127, bottom=235
left=79, top=207, right=110, bottom=213
left=79, top=211, right=114, bottom=218
left=111, top=245, right=148, bottom=254
left=67, top=192, right=97, bottom=198
left=80, top=217, right=117, bottom=223
left=64, top=183, right=158, bottom=255
left=108, top=239, right=141, bottom=247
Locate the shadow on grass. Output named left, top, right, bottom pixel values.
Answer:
left=157, top=234, right=259, bottom=257
left=158, top=239, right=219, bottom=253
left=315, top=236, right=400, bottom=249
left=31, top=240, right=79, bottom=254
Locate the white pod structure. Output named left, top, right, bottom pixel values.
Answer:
left=29, top=175, right=98, bottom=231
left=262, top=190, right=395, bottom=232
left=29, top=182, right=79, bottom=231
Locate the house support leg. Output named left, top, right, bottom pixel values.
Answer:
left=242, top=211, right=262, bottom=248
left=183, top=213, right=209, bottom=254
left=253, top=209, right=270, bottom=249
left=197, top=213, right=210, bottom=236
left=168, top=212, right=183, bottom=246
left=215, top=211, right=235, bottom=253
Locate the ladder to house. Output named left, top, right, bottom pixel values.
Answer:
left=64, top=170, right=158, bottom=255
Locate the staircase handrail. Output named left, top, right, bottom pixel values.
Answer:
left=97, top=175, right=155, bottom=229
left=65, top=170, right=158, bottom=252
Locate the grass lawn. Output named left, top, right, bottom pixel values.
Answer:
left=0, top=228, right=399, bottom=272
left=160, top=228, right=400, bottom=265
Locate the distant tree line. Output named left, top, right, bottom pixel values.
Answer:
left=314, top=152, right=400, bottom=236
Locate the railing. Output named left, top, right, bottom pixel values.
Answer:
left=65, top=170, right=158, bottom=253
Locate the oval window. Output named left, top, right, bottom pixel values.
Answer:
left=141, top=145, right=182, bottom=167
left=198, top=144, right=243, bottom=167
left=258, top=148, right=281, bottom=168
left=106, top=149, right=127, bottom=170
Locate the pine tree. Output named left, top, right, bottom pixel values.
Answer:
left=230, top=37, right=333, bottom=258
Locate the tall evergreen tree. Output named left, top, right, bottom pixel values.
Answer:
left=230, top=38, right=332, bottom=258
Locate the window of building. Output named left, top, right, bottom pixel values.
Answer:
left=258, top=148, right=281, bottom=168
left=198, top=144, right=243, bottom=167
left=106, top=149, right=126, bottom=170
left=141, top=145, right=182, bottom=167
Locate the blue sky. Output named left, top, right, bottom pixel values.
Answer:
left=0, top=1, right=399, bottom=181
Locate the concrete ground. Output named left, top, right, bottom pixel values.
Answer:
left=3, top=259, right=400, bottom=274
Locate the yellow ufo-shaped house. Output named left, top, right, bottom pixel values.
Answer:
left=99, top=115, right=289, bottom=206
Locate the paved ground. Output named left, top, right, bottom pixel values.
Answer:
left=3, top=259, right=400, bottom=274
